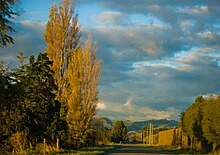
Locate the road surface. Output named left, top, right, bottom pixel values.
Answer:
left=105, top=144, right=175, bottom=155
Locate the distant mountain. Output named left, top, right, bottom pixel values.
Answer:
left=124, top=120, right=133, bottom=127
left=127, top=119, right=179, bottom=131
left=99, top=117, right=179, bottom=132
left=102, top=117, right=113, bottom=129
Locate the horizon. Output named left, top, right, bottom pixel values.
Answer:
left=95, top=116, right=179, bottom=122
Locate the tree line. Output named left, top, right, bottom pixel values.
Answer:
left=180, top=95, right=220, bottom=153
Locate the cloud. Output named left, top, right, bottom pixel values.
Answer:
left=1, top=0, right=220, bottom=122
left=92, top=11, right=124, bottom=24
left=97, top=101, right=108, bottom=110
left=139, top=107, right=180, bottom=120
left=95, top=45, right=220, bottom=121
left=97, top=0, right=220, bottom=49
left=123, top=96, right=133, bottom=108
left=0, top=21, right=46, bottom=66
left=84, top=24, right=179, bottom=60
left=81, top=1, right=220, bottom=122
left=96, top=97, right=180, bottom=121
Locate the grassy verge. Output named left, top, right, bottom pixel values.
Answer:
left=146, top=145, right=205, bottom=154
left=57, top=144, right=120, bottom=155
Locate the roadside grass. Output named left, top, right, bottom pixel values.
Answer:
left=57, top=144, right=120, bottom=155
left=146, top=145, right=206, bottom=154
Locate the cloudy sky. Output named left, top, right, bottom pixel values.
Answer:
left=1, top=0, right=220, bottom=121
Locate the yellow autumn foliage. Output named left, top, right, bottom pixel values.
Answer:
left=65, top=37, right=101, bottom=147
left=45, top=0, right=80, bottom=103
left=45, top=0, right=102, bottom=148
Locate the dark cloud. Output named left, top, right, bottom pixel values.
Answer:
left=96, top=0, right=220, bottom=53
left=0, top=21, right=46, bottom=66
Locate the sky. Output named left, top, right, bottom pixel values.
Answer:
left=1, top=0, right=220, bottom=122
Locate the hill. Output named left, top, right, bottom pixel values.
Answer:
left=102, top=117, right=113, bottom=129
left=127, top=119, right=178, bottom=131
left=100, top=117, right=178, bottom=132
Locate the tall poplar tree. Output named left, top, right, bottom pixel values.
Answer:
left=45, top=0, right=102, bottom=147
left=44, top=0, right=81, bottom=106
left=65, top=38, right=102, bottom=147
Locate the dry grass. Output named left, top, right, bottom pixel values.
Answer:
left=10, top=131, right=28, bottom=154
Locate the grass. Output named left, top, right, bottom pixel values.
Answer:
left=146, top=145, right=206, bottom=154
left=56, top=144, right=120, bottom=155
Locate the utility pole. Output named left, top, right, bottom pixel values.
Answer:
left=151, top=123, right=154, bottom=144
left=146, top=128, right=149, bottom=144
left=149, top=123, right=154, bottom=145
left=17, top=49, right=27, bottom=67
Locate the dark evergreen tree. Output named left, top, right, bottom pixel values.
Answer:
left=20, top=53, right=66, bottom=144
left=0, top=0, right=19, bottom=47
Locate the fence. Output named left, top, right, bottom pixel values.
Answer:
left=144, top=127, right=202, bottom=150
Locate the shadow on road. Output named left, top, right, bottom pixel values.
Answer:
left=105, top=144, right=175, bottom=155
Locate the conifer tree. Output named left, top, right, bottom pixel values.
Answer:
left=21, top=53, right=64, bottom=144
left=0, top=0, right=18, bottom=47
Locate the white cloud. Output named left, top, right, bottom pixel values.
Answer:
left=96, top=95, right=180, bottom=121
left=97, top=101, right=107, bottom=110
left=197, top=32, right=214, bottom=39
left=178, top=6, right=209, bottom=15
left=93, top=11, right=123, bottom=24
left=123, top=96, right=133, bottom=108
left=140, top=107, right=179, bottom=120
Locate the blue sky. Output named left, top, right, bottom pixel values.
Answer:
left=1, top=0, right=220, bottom=121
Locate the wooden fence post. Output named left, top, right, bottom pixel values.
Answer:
left=43, top=138, right=46, bottom=154
left=56, top=138, right=59, bottom=152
